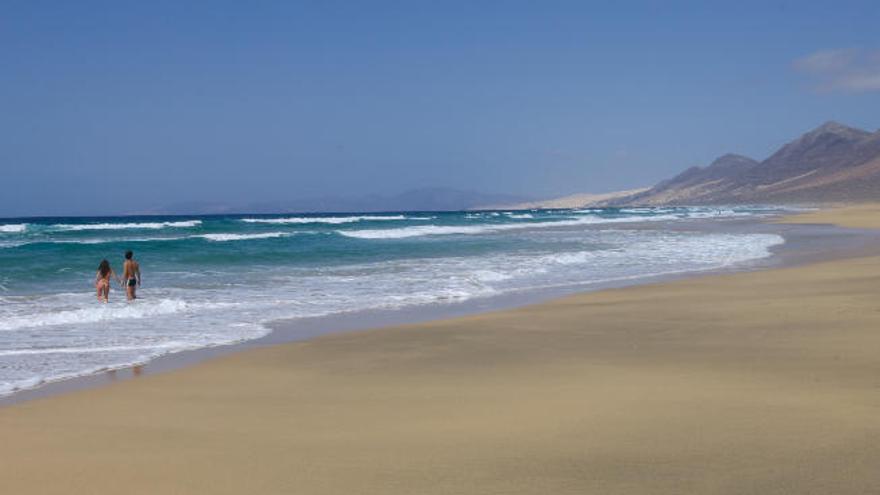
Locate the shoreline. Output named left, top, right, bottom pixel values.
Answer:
left=3, top=213, right=880, bottom=406
left=4, top=205, right=880, bottom=492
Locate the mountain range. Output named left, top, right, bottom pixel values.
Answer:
left=612, top=121, right=880, bottom=205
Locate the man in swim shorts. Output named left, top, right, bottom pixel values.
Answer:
left=122, top=250, right=141, bottom=300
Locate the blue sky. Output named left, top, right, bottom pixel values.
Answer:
left=1, top=1, right=879, bottom=216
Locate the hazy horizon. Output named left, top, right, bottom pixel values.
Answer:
left=2, top=1, right=879, bottom=217
left=0, top=186, right=535, bottom=219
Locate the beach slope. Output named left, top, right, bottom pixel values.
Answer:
left=2, top=207, right=880, bottom=494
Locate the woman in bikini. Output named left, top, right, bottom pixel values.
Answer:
left=94, top=259, right=120, bottom=303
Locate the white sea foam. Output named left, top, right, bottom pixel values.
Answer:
left=198, top=232, right=288, bottom=242
left=340, top=224, right=502, bottom=239
left=0, top=241, right=26, bottom=249
left=53, top=238, right=147, bottom=245
left=0, top=343, right=185, bottom=357
left=615, top=207, right=777, bottom=219
left=1, top=376, right=43, bottom=396
left=51, top=220, right=202, bottom=231
left=240, top=215, right=407, bottom=224
left=338, top=215, right=681, bottom=239
left=69, top=236, right=189, bottom=244
left=3, top=231, right=292, bottom=247
left=5, top=236, right=192, bottom=247
left=470, top=270, right=514, bottom=282
left=0, top=298, right=190, bottom=332
left=0, top=224, right=27, bottom=233
left=341, top=207, right=781, bottom=240
left=682, top=209, right=754, bottom=218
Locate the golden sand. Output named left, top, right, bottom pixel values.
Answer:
left=2, top=205, right=880, bottom=494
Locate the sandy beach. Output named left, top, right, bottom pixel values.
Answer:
left=2, top=205, right=880, bottom=494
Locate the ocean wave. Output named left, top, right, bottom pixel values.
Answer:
left=1, top=232, right=289, bottom=247
left=0, top=224, right=27, bottom=233
left=52, top=239, right=126, bottom=245
left=504, top=213, right=534, bottom=219
left=198, top=232, right=288, bottom=242
left=10, top=236, right=193, bottom=247
left=338, top=215, right=681, bottom=239
left=0, top=343, right=185, bottom=357
left=98, top=236, right=188, bottom=244
left=614, top=207, right=777, bottom=219
left=682, top=210, right=757, bottom=218
left=469, top=270, right=514, bottom=282
left=240, top=215, right=408, bottom=225
left=0, top=298, right=190, bottom=332
left=340, top=224, right=502, bottom=239
left=618, top=207, right=667, bottom=214
left=51, top=220, right=202, bottom=231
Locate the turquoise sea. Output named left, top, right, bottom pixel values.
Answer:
left=0, top=206, right=786, bottom=396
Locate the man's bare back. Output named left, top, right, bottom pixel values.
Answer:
left=122, top=250, right=141, bottom=300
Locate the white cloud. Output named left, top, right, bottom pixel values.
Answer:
left=793, top=48, right=880, bottom=93
left=792, top=49, right=856, bottom=73
left=835, top=73, right=880, bottom=92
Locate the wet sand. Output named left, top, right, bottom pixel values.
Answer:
left=2, top=204, right=880, bottom=494
left=779, top=202, right=880, bottom=229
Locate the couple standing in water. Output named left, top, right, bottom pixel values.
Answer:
left=95, top=250, right=141, bottom=303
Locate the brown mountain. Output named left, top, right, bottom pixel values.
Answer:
left=618, top=121, right=880, bottom=205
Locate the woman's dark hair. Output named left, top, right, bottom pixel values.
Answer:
left=125, top=250, right=133, bottom=260
left=98, top=259, right=111, bottom=277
